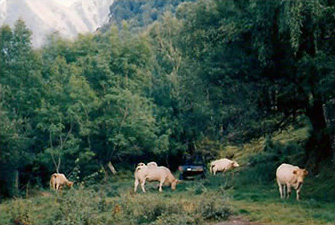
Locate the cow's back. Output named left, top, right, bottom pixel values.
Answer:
left=135, top=165, right=149, bottom=180
left=276, top=163, right=298, bottom=183
left=216, top=158, right=231, bottom=170
left=146, top=167, right=168, bottom=181
left=55, top=173, right=69, bottom=184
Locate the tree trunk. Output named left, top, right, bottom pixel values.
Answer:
left=107, top=162, right=117, bottom=175
left=12, top=170, right=19, bottom=197
left=305, top=101, right=332, bottom=171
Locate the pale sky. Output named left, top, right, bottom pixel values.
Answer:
left=55, top=0, right=78, bottom=7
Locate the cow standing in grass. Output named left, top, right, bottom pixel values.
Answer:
left=276, top=163, right=308, bottom=200
left=134, top=164, right=179, bottom=193
left=50, top=173, right=74, bottom=192
left=210, top=158, right=240, bottom=175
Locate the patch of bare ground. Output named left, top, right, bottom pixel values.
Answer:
left=209, top=216, right=261, bottom=225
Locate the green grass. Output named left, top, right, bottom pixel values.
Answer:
left=227, top=180, right=334, bottom=225
left=218, top=125, right=334, bottom=225
left=1, top=126, right=333, bottom=225
left=0, top=173, right=333, bottom=225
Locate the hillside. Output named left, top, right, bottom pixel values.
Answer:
left=0, top=0, right=114, bottom=47
left=109, top=0, right=196, bottom=30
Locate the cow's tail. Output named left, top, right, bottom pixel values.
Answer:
left=50, top=174, right=55, bottom=189
left=210, top=164, right=215, bottom=174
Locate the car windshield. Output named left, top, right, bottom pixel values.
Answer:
left=183, top=155, right=203, bottom=165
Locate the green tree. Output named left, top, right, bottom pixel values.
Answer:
left=89, top=25, right=169, bottom=165
left=0, top=20, right=42, bottom=196
left=175, top=0, right=334, bottom=166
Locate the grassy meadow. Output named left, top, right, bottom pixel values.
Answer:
left=0, top=173, right=333, bottom=225
left=0, top=127, right=334, bottom=225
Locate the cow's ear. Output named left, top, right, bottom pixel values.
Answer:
left=293, top=170, right=298, bottom=175
left=303, top=170, right=308, bottom=175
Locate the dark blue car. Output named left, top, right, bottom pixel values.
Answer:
left=178, top=155, right=206, bottom=180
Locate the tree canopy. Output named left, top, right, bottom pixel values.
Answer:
left=0, top=0, right=334, bottom=197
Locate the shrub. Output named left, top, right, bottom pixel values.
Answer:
left=52, top=187, right=110, bottom=225
left=1, top=181, right=232, bottom=225
left=8, top=198, right=33, bottom=225
left=196, top=193, right=230, bottom=222
left=117, top=193, right=184, bottom=224
left=186, top=182, right=208, bottom=195
left=154, top=212, right=195, bottom=225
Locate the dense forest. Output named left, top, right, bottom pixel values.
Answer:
left=109, top=0, right=196, bottom=30
left=1, top=0, right=334, bottom=201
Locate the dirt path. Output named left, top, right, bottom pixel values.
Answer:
left=209, top=216, right=261, bottom=225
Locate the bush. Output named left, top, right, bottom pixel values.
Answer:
left=154, top=213, right=195, bottom=225
left=186, top=182, right=208, bottom=195
left=8, top=198, right=33, bottom=225
left=52, top=187, right=110, bottom=225
left=196, top=193, right=230, bottom=222
left=117, top=193, right=185, bottom=224
left=1, top=180, right=232, bottom=225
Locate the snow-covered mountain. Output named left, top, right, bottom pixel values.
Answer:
left=0, top=0, right=114, bottom=47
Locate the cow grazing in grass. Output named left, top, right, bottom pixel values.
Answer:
left=134, top=165, right=179, bottom=193
left=50, top=173, right=74, bottom=192
left=276, top=163, right=308, bottom=200
left=210, top=158, right=240, bottom=175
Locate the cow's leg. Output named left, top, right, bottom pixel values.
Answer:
left=296, top=189, right=300, bottom=201
left=286, top=183, right=291, bottom=199
left=213, top=168, right=216, bottom=176
left=56, top=183, right=60, bottom=193
left=159, top=179, right=165, bottom=192
left=277, top=180, right=283, bottom=199
left=57, top=183, right=63, bottom=193
left=134, top=179, right=139, bottom=193
left=283, top=184, right=287, bottom=198
left=296, top=184, right=303, bottom=201
left=140, top=179, right=146, bottom=193
left=53, top=178, right=57, bottom=190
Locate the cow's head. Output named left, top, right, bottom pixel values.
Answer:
left=67, top=181, right=74, bottom=189
left=231, top=161, right=240, bottom=168
left=137, top=162, right=146, bottom=167
left=171, top=179, right=181, bottom=190
left=293, top=169, right=308, bottom=185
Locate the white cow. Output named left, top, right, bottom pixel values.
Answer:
left=210, top=158, right=239, bottom=175
left=276, top=163, right=308, bottom=200
left=50, top=173, right=74, bottom=192
left=134, top=165, right=179, bottom=193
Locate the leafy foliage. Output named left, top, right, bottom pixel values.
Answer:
left=0, top=0, right=334, bottom=198
left=109, top=0, right=196, bottom=30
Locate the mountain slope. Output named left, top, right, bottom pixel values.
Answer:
left=0, top=0, right=114, bottom=47
left=109, top=0, right=196, bottom=30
